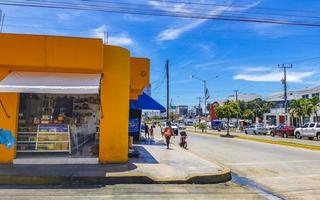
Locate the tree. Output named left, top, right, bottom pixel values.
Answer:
left=309, top=96, right=320, bottom=122
left=239, top=98, right=275, bottom=121
left=216, top=101, right=240, bottom=136
left=289, top=98, right=311, bottom=126
left=242, top=109, right=255, bottom=121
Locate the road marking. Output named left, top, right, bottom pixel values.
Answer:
left=226, top=159, right=320, bottom=166
left=261, top=174, right=320, bottom=180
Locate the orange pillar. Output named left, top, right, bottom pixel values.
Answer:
left=99, top=45, right=131, bottom=163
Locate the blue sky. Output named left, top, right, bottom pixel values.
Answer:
left=1, top=0, right=320, bottom=107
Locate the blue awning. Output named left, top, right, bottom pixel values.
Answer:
left=130, top=93, right=166, bottom=112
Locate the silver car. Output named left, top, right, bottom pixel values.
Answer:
left=245, top=124, right=268, bottom=135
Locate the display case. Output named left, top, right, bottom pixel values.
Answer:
left=16, top=124, right=71, bottom=153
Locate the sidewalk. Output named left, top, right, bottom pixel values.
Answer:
left=0, top=136, right=230, bottom=185
left=187, top=127, right=320, bottom=150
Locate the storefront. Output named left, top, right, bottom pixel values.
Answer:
left=129, top=92, right=166, bottom=140
left=0, top=33, right=150, bottom=164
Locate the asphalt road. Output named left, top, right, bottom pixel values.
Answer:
left=0, top=184, right=263, bottom=200
left=172, top=131, right=320, bottom=200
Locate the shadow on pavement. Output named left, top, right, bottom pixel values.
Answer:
left=130, top=146, right=159, bottom=164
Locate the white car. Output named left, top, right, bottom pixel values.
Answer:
left=178, top=123, right=186, bottom=130
left=244, top=124, right=268, bottom=135
left=294, top=122, right=320, bottom=140
left=171, top=123, right=179, bottom=136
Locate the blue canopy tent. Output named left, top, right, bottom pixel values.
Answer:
left=130, top=93, right=166, bottom=112
left=129, top=93, right=165, bottom=140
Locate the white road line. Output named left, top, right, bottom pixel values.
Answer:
left=226, top=159, right=320, bottom=166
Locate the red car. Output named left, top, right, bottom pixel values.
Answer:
left=270, top=124, right=295, bottom=138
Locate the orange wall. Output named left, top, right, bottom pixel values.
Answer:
left=0, top=70, right=19, bottom=164
left=130, top=57, right=150, bottom=100
left=0, top=33, right=103, bottom=73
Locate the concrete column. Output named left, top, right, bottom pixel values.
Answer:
left=99, top=45, right=130, bottom=163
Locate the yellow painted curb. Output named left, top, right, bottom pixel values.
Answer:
left=187, top=129, right=320, bottom=151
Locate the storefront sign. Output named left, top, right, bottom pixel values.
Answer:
left=129, top=118, right=140, bottom=133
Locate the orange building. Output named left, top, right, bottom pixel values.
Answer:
left=0, top=33, right=150, bottom=164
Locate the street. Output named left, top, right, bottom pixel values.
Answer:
left=171, top=131, right=320, bottom=200
left=0, top=183, right=264, bottom=200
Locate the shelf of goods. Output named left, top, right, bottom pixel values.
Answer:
left=16, top=124, right=71, bottom=153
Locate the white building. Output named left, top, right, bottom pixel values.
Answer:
left=264, top=86, right=320, bottom=126
left=217, top=93, right=261, bottom=105
left=176, top=105, right=188, bottom=116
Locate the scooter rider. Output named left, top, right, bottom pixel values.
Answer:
left=179, top=131, right=188, bottom=149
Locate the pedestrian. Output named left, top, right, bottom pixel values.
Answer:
left=149, top=124, right=154, bottom=139
left=144, top=122, right=150, bottom=140
left=163, top=121, right=173, bottom=149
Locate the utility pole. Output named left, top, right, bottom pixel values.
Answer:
left=204, top=80, right=207, bottom=118
left=234, top=90, right=239, bottom=128
left=166, top=60, right=170, bottom=121
left=0, top=9, right=4, bottom=33
left=278, top=64, right=293, bottom=114
left=197, top=97, right=202, bottom=124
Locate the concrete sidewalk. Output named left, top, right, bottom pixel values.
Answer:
left=0, top=139, right=230, bottom=185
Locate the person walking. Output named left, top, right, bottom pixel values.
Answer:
left=144, top=122, right=150, bottom=140
left=163, top=121, right=173, bottom=149
left=149, top=124, right=154, bottom=139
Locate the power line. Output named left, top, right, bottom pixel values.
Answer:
left=80, top=0, right=320, bottom=20
left=148, top=0, right=319, bottom=14
left=1, top=1, right=320, bottom=27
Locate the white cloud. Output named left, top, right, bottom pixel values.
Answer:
left=108, top=35, right=133, bottom=46
left=154, top=0, right=262, bottom=41
left=234, top=71, right=315, bottom=83
left=243, top=67, right=272, bottom=72
left=157, top=20, right=205, bottom=41
left=92, top=25, right=133, bottom=46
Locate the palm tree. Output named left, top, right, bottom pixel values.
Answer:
left=290, top=99, right=304, bottom=127
left=309, top=96, right=320, bottom=122
left=302, top=98, right=313, bottom=123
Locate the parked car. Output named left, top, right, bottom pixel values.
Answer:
left=211, top=120, right=225, bottom=130
left=178, top=123, right=186, bottom=130
left=244, top=124, right=268, bottom=135
left=294, top=122, right=320, bottom=140
left=171, top=123, right=179, bottom=136
left=270, top=124, right=295, bottom=138
left=185, top=119, right=195, bottom=126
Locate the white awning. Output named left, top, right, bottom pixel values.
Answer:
left=0, top=71, right=101, bottom=94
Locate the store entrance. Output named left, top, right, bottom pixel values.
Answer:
left=16, top=93, right=100, bottom=159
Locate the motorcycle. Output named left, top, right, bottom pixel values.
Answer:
left=179, top=131, right=188, bottom=149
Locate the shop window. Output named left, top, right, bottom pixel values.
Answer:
left=16, top=94, right=100, bottom=158
left=302, top=94, right=309, bottom=99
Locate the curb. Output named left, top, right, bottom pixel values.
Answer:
left=0, top=172, right=231, bottom=185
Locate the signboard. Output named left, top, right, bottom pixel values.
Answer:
left=129, top=118, right=140, bottom=133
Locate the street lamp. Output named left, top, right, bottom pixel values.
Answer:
left=189, top=75, right=207, bottom=117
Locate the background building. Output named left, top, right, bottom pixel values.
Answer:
left=176, top=105, right=188, bottom=117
